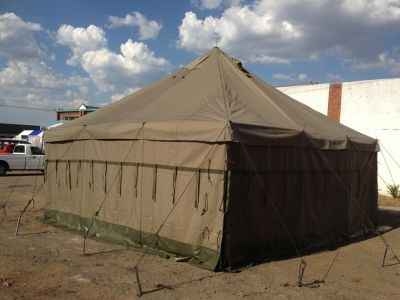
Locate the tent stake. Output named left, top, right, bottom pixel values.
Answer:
left=382, top=245, right=400, bottom=267
left=82, top=221, right=93, bottom=255
left=0, top=202, right=7, bottom=224
left=382, top=246, right=388, bottom=267
left=1, top=202, right=6, bottom=216
left=82, top=231, right=88, bottom=255
left=297, top=259, right=307, bottom=287
left=134, top=266, right=143, bottom=297
left=15, top=198, right=34, bottom=236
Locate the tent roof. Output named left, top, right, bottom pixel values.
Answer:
left=45, top=47, right=377, bottom=150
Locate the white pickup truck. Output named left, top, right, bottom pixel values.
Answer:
left=0, top=144, right=45, bottom=175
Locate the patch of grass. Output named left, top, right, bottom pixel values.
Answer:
left=387, top=184, right=400, bottom=199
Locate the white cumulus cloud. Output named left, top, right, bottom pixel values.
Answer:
left=178, top=7, right=302, bottom=63
left=0, top=13, right=170, bottom=124
left=108, top=12, right=162, bottom=40
left=56, top=24, right=107, bottom=65
left=80, top=40, right=169, bottom=91
left=178, top=0, right=400, bottom=71
left=57, top=24, right=170, bottom=92
left=0, top=12, right=42, bottom=60
left=0, top=59, right=91, bottom=110
left=0, top=12, right=91, bottom=115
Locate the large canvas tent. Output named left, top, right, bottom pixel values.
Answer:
left=44, top=47, right=378, bottom=270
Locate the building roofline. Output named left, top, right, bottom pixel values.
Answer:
left=276, top=76, right=400, bottom=89
left=56, top=105, right=100, bottom=112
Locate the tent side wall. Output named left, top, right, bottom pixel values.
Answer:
left=44, top=139, right=227, bottom=270
left=221, top=142, right=378, bottom=268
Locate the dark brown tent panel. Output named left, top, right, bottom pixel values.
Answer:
left=44, top=47, right=378, bottom=270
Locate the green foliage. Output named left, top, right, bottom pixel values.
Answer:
left=387, top=184, right=400, bottom=199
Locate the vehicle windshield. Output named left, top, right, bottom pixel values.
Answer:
left=13, top=145, right=25, bottom=154
left=31, top=147, right=44, bottom=155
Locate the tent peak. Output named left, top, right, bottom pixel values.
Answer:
left=209, top=46, right=227, bottom=57
left=211, top=46, right=222, bottom=51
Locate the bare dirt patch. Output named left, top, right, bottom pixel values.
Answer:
left=379, top=194, right=400, bottom=208
left=1, top=176, right=400, bottom=299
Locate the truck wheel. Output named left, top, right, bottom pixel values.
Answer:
left=0, top=164, right=6, bottom=176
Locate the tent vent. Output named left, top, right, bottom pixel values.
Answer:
left=235, top=60, right=252, bottom=78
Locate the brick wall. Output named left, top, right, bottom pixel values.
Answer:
left=327, top=83, right=342, bottom=122
left=57, top=111, right=82, bottom=121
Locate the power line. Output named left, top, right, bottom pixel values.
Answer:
left=0, top=103, right=56, bottom=112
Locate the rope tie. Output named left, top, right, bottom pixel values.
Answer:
left=195, top=169, right=201, bottom=209
left=219, top=170, right=229, bottom=213
left=152, top=165, right=158, bottom=201
left=55, top=160, right=59, bottom=187
left=67, top=160, right=72, bottom=191
left=207, top=159, right=212, bottom=183
left=43, top=160, right=48, bottom=183
left=119, top=162, right=123, bottom=196
left=217, top=230, right=222, bottom=249
left=89, top=160, right=94, bottom=191
left=104, top=161, right=108, bottom=193
left=92, top=160, right=94, bottom=191
left=200, top=226, right=210, bottom=242
left=172, top=167, right=178, bottom=204
left=134, top=164, right=139, bottom=198
left=201, top=193, right=208, bottom=215
left=64, top=161, right=68, bottom=188
left=76, top=160, right=81, bottom=187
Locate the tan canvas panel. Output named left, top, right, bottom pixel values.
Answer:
left=44, top=47, right=378, bottom=270
left=45, top=48, right=377, bottom=150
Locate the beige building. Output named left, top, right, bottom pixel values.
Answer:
left=56, top=104, right=99, bottom=121
left=278, top=78, right=400, bottom=195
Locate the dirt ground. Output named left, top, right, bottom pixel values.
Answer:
left=2, top=176, right=400, bottom=299
left=379, top=194, right=400, bottom=208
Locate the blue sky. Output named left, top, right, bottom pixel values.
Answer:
left=1, top=0, right=399, bottom=125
